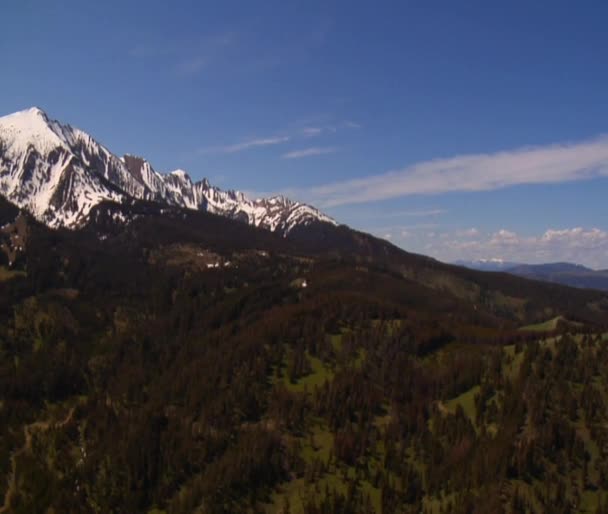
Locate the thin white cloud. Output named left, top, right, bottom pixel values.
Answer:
left=197, top=116, right=358, bottom=158
left=398, top=209, right=446, bottom=217
left=282, top=146, right=338, bottom=159
left=292, top=115, right=361, bottom=138
left=301, top=127, right=324, bottom=137
left=176, top=31, right=238, bottom=76
left=129, top=30, right=238, bottom=77
left=200, top=136, right=290, bottom=155
left=304, top=136, right=608, bottom=207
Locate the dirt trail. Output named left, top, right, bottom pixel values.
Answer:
left=0, top=406, right=76, bottom=513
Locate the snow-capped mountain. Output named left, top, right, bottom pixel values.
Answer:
left=0, top=107, right=335, bottom=233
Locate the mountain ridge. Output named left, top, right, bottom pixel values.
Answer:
left=455, top=259, right=608, bottom=292
left=0, top=107, right=335, bottom=233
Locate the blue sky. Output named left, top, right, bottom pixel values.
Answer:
left=2, top=1, right=608, bottom=267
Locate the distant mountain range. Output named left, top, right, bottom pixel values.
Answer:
left=0, top=107, right=334, bottom=234
left=456, top=260, right=608, bottom=292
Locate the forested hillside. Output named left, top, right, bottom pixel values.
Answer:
left=1, top=198, right=608, bottom=513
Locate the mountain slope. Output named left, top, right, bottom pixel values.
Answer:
left=4, top=110, right=608, bottom=514
left=0, top=193, right=608, bottom=514
left=508, top=262, right=608, bottom=291
left=0, top=107, right=334, bottom=233
left=74, top=197, right=608, bottom=326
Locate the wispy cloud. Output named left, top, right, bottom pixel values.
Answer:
left=291, top=113, right=362, bottom=139
left=282, top=146, right=338, bottom=159
left=196, top=115, right=358, bottom=159
left=304, top=136, right=608, bottom=207
left=396, top=209, right=446, bottom=217
left=200, top=136, right=290, bottom=155
left=129, top=30, right=238, bottom=77
left=299, top=121, right=361, bottom=138
left=301, top=127, right=324, bottom=137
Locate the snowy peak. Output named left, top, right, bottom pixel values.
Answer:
left=0, top=107, right=68, bottom=156
left=0, top=108, right=336, bottom=234
left=0, top=109, right=118, bottom=225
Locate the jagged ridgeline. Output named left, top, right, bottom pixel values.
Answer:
left=2, top=111, right=608, bottom=513
left=0, top=108, right=334, bottom=232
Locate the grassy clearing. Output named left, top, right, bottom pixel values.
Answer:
left=267, top=461, right=382, bottom=514
left=427, top=342, right=481, bottom=365
left=267, top=415, right=387, bottom=513
left=423, top=492, right=458, bottom=514
left=503, top=344, right=525, bottom=380
left=271, top=351, right=334, bottom=393
left=580, top=490, right=601, bottom=513
left=267, top=477, right=307, bottom=514
left=519, top=316, right=585, bottom=333
left=519, top=316, right=563, bottom=332
left=330, top=331, right=367, bottom=369
left=0, top=266, right=25, bottom=282
left=267, top=460, right=352, bottom=514
left=329, top=333, right=342, bottom=351
left=301, top=424, right=334, bottom=464
left=285, top=354, right=333, bottom=392
left=446, top=385, right=479, bottom=427
left=267, top=328, right=608, bottom=514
